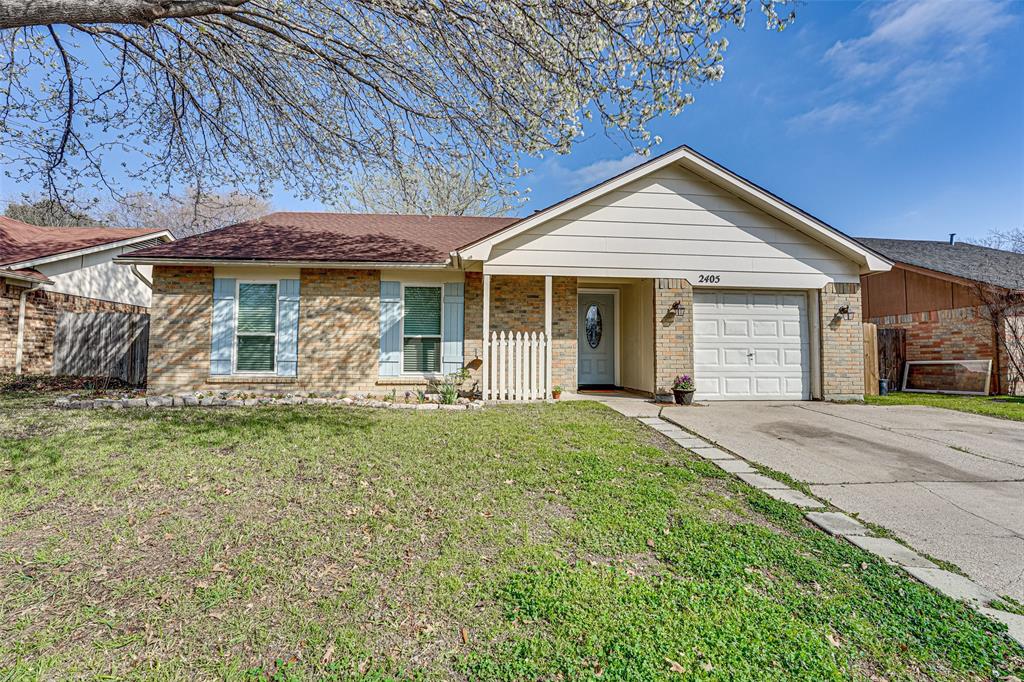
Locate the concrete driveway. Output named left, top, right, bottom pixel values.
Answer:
left=662, top=401, right=1024, bottom=602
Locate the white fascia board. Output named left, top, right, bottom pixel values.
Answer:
left=2, top=271, right=54, bottom=286
left=4, top=230, right=174, bottom=270
left=458, top=145, right=892, bottom=275
left=113, top=256, right=454, bottom=270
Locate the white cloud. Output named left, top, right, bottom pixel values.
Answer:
left=538, top=152, right=645, bottom=193
left=793, top=0, right=1015, bottom=132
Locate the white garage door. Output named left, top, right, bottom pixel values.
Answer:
left=692, top=290, right=811, bottom=401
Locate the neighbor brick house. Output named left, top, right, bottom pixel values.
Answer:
left=1, top=218, right=172, bottom=375
left=858, top=238, right=1024, bottom=394
left=120, top=146, right=890, bottom=401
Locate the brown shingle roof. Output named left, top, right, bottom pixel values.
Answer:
left=129, top=212, right=518, bottom=264
left=0, top=216, right=166, bottom=266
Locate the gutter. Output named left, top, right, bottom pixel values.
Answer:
left=14, top=282, right=43, bottom=375
left=130, top=263, right=153, bottom=288
left=114, top=257, right=457, bottom=270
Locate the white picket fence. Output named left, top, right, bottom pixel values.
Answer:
left=487, top=330, right=550, bottom=401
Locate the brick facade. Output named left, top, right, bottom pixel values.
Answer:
left=820, top=282, right=864, bottom=400
left=148, top=266, right=387, bottom=395
left=0, top=280, right=148, bottom=375
left=464, top=273, right=578, bottom=392
left=653, top=279, right=694, bottom=394
left=147, top=265, right=871, bottom=400
left=868, top=306, right=1014, bottom=394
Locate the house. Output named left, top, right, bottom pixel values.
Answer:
left=1, top=217, right=173, bottom=375
left=858, top=237, right=1024, bottom=394
left=118, top=146, right=890, bottom=401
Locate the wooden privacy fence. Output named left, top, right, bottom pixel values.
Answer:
left=863, top=323, right=879, bottom=396
left=877, top=328, right=907, bottom=389
left=52, top=312, right=150, bottom=385
left=486, top=330, right=550, bottom=401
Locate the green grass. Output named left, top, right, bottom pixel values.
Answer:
left=866, top=392, right=1024, bottom=421
left=1, top=395, right=1022, bottom=680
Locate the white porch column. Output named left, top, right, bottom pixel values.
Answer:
left=482, top=272, right=491, bottom=401
left=544, top=275, right=552, bottom=398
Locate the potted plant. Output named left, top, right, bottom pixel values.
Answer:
left=672, top=375, right=695, bottom=405
left=552, top=385, right=563, bottom=400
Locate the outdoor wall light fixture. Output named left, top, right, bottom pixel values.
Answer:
left=670, top=300, right=685, bottom=315
left=834, top=304, right=854, bottom=322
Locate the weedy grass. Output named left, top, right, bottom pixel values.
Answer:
left=1, top=397, right=1021, bottom=680
left=866, top=392, right=1024, bottom=422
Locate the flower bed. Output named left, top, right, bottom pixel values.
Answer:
left=54, top=391, right=484, bottom=411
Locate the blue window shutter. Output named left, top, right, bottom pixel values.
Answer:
left=380, top=281, right=401, bottom=376
left=276, top=279, right=300, bottom=377
left=442, top=282, right=464, bottom=375
left=210, top=278, right=236, bottom=375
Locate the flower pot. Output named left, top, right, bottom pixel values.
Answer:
left=672, top=389, right=694, bottom=405
left=552, top=391, right=562, bottom=400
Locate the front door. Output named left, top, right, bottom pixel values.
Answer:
left=578, top=292, right=615, bottom=387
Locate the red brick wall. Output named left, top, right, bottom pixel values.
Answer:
left=1, top=281, right=148, bottom=375
left=868, top=306, right=1009, bottom=393
left=464, top=273, right=578, bottom=392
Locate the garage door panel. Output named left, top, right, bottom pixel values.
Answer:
left=693, top=290, right=810, bottom=401
left=754, top=376, right=782, bottom=395
left=722, top=348, right=751, bottom=366
left=781, top=320, right=803, bottom=338
left=722, top=319, right=749, bottom=337
left=723, top=377, right=752, bottom=396
left=693, top=319, right=719, bottom=337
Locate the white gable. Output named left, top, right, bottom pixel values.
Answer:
left=479, top=164, right=862, bottom=288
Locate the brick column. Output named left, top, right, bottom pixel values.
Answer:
left=653, top=278, right=693, bottom=395
left=820, top=282, right=864, bottom=400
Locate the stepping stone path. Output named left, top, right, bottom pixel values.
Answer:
left=632, top=412, right=1024, bottom=647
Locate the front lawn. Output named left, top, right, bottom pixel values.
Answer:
left=866, top=391, right=1024, bottom=421
left=2, top=397, right=1022, bottom=680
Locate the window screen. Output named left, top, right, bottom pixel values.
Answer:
left=236, top=282, right=277, bottom=372
left=403, top=286, right=441, bottom=372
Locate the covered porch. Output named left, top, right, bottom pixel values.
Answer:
left=474, top=272, right=676, bottom=402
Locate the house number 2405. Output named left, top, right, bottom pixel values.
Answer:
left=698, top=274, right=721, bottom=284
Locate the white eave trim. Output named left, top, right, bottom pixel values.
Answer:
left=457, top=145, right=892, bottom=275
left=114, top=256, right=455, bottom=270
left=2, top=270, right=54, bottom=286
left=4, top=230, right=174, bottom=270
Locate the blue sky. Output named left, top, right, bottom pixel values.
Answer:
left=490, top=0, right=1023, bottom=243
left=4, top=1, right=1021, bottom=243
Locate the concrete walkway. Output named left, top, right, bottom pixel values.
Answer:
left=661, top=401, right=1024, bottom=603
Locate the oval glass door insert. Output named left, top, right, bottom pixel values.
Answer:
left=585, top=304, right=602, bottom=349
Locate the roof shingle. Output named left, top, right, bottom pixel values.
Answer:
left=129, top=212, right=518, bottom=264
left=0, top=216, right=165, bottom=267
left=857, top=238, right=1024, bottom=290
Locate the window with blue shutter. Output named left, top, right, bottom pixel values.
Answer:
left=442, top=282, right=464, bottom=375
left=276, top=279, right=300, bottom=376
left=402, top=285, right=442, bottom=373
left=235, top=282, right=277, bottom=372
left=210, top=278, right=236, bottom=375
left=380, top=281, right=401, bottom=376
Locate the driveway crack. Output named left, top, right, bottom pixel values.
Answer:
left=793, top=404, right=1024, bottom=470
left=910, top=481, right=1024, bottom=540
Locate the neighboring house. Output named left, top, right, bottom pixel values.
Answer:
left=1, top=217, right=173, bottom=375
left=858, top=238, right=1024, bottom=394
left=119, top=146, right=890, bottom=401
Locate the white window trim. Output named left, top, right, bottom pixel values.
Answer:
left=233, top=279, right=279, bottom=375
left=400, top=282, right=444, bottom=376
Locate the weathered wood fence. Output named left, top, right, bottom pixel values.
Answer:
left=486, top=331, right=550, bottom=401
left=52, top=312, right=150, bottom=385
left=877, top=327, right=907, bottom=390
left=863, top=322, right=879, bottom=396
